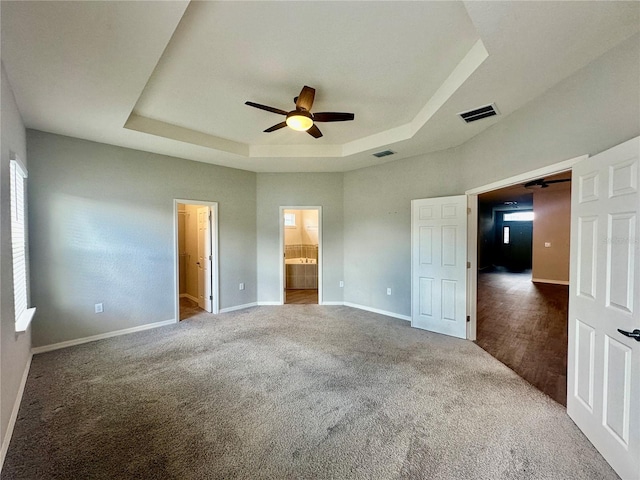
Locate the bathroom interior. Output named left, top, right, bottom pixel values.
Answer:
left=284, top=209, right=319, bottom=304
left=178, top=203, right=211, bottom=319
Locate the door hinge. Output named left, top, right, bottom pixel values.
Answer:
left=466, top=315, right=470, bottom=323
left=467, top=262, right=471, bottom=269
left=209, top=295, right=213, bottom=300
left=467, top=207, right=471, bottom=214
left=209, top=255, right=212, bottom=260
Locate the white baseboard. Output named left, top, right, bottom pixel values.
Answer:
left=31, top=319, right=176, bottom=354
left=532, top=278, right=570, bottom=285
left=257, top=301, right=281, bottom=306
left=321, top=301, right=344, bottom=306
left=180, top=293, right=199, bottom=303
left=0, top=353, right=32, bottom=471
left=219, top=302, right=258, bottom=313
left=343, top=302, right=411, bottom=322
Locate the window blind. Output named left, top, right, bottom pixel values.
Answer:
left=10, top=159, right=28, bottom=323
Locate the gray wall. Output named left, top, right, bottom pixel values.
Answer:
left=256, top=173, right=344, bottom=303
left=27, top=131, right=257, bottom=347
left=343, top=149, right=462, bottom=315
left=343, top=33, right=640, bottom=317
left=1, top=64, right=32, bottom=457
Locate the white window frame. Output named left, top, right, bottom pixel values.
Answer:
left=10, top=155, right=35, bottom=332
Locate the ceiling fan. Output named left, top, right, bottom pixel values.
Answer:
left=245, top=86, right=354, bottom=139
left=524, top=177, right=571, bottom=189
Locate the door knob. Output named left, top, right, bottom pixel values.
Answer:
left=617, top=329, right=640, bottom=342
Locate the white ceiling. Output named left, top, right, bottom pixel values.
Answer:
left=2, top=1, right=639, bottom=172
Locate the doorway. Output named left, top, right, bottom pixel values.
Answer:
left=280, top=206, right=321, bottom=305
left=467, top=157, right=585, bottom=405
left=175, top=200, right=219, bottom=321
left=475, top=176, right=570, bottom=405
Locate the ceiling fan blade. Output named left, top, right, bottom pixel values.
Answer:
left=313, top=112, right=355, bottom=122
left=307, top=124, right=323, bottom=138
left=245, top=101, right=288, bottom=116
left=264, top=122, right=287, bottom=133
left=544, top=179, right=571, bottom=184
left=296, top=86, right=315, bottom=111
left=524, top=179, right=544, bottom=188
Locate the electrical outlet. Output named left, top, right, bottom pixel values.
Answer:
left=339, top=281, right=344, bottom=288
left=544, top=242, right=551, bottom=247
left=387, top=288, right=392, bottom=295
left=95, top=303, right=103, bottom=313
left=239, top=283, right=245, bottom=291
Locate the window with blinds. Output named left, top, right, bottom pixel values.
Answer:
left=10, top=158, right=35, bottom=332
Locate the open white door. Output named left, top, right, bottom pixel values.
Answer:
left=196, top=206, right=213, bottom=313
left=411, top=195, right=467, bottom=339
left=567, top=137, right=639, bottom=479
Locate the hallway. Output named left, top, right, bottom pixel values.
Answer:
left=475, top=268, right=569, bottom=406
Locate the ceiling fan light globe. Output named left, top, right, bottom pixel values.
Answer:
left=286, top=112, right=313, bottom=131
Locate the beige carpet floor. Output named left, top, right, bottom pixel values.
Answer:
left=3, top=306, right=618, bottom=479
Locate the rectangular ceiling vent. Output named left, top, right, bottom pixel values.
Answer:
left=372, top=149, right=395, bottom=158
left=458, top=103, right=499, bottom=124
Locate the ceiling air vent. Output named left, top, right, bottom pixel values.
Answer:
left=372, top=150, right=395, bottom=158
left=458, top=103, right=499, bottom=124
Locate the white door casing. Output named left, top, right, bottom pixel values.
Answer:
left=279, top=206, right=322, bottom=305
left=567, top=137, right=639, bottom=480
left=411, top=195, right=467, bottom=339
left=197, top=206, right=213, bottom=313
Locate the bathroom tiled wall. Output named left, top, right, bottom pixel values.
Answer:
left=285, top=244, right=318, bottom=260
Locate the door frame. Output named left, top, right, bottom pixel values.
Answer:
left=465, top=154, right=586, bottom=340
left=279, top=206, right=322, bottom=305
left=174, top=199, right=219, bottom=321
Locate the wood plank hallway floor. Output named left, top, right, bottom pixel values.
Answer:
left=285, top=289, right=318, bottom=304
left=475, top=268, right=569, bottom=406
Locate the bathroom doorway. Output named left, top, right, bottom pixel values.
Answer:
left=175, top=200, right=219, bottom=321
left=280, top=206, right=321, bottom=305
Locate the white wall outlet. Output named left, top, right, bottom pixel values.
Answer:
left=95, top=303, right=103, bottom=313
left=387, top=288, right=392, bottom=295
left=544, top=242, right=551, bottom=248
left=239, top=283, right=245, bottom=290
left=339, top=281, right=344, bottom=288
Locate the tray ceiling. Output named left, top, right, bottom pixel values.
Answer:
left=2, top=1, right=638, bottom=172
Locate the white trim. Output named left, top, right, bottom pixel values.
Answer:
left=31, top=319, right=175, bottom=354
left=8, top=151, right=27, bottom=178
left=343, top=302, right=411, bottom=322
left=257, top=301, right=281, bottom=306
left=15, top=307, right=36, bottom=333
left=279, top=206, right=323, bottom=305
left=467, top=195, right=478, bottom=341
left=219, top=302, right=258, bottom=313
left=180, top=293, right=199, bottom=303
left=465, top=154, right=586, bottom=341
left=0, top=353, right=32, bottom=471
left=321, top=301, right=344, bottom=306
left=174, top=199, right=219, bottom=323
left=532, top=278, right=570, bottom=285
left=465, top=155, right=585, bottom=195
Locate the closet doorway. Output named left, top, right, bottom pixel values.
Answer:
left=280, top=206, right=322, bottom=305
left=175, top=200, right=219, bottom=321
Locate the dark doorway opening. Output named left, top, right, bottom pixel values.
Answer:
left=476, top=172, right=571, bottom=406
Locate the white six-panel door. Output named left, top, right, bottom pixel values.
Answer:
left=568, top=137, right=639, bottom=479
left=411, top=195, right=467, bottom=339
